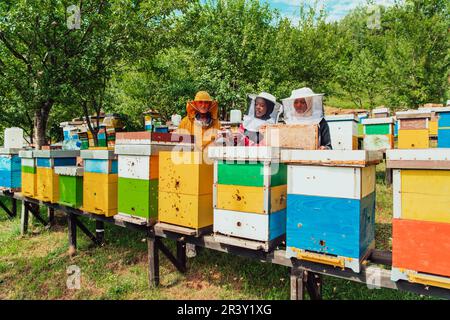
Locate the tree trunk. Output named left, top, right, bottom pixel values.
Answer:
left=33, top=101, right=53, bottom=149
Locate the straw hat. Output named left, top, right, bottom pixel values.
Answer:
left=194, top=91, right=213, bottom=102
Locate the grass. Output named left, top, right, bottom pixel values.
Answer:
left=0, top=166, right=437, bottom=300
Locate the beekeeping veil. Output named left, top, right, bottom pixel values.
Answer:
left=242, top=92, right=281, bottom=132
left=282, top=87, right=324, bottom=125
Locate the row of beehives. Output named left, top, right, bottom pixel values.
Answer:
left=325, top=106, right=450, bottom=151
left=3, top=135, right=448, bottom=290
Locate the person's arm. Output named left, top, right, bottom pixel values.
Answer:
left=319, top=118, right=332, bottom=150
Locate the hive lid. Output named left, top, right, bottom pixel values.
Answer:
left=361, top=117, right=395, bottom=125
left=115, top=144, right=188, bottom=156
left=395, top=110, right=431, bottom=120
left=373, top=107, right=390, bottom=114
left=208, top=146, right=280, bottom=161
left=80, top=149, right=116, bottom=160
left=0, top=148, right=22, bottom=155
left=115, top=132, right=152, bottom=145
left=33, top=150, right=80, bottom=158
left=54, top=166, right=84, bottom=176
left=386, top=149, right=450, bottom=169
left=432, top=107, right=450, bottom=114
left=19, top=150, right=34, bottom=158
left=324, top=114, right=359, bottom=122
left=281, top=150, right=383, bottom=167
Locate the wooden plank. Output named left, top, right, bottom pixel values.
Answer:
left=398, top=118, right=428, bottom=130
left=287, top=165, right=362, bottom=199
left=393, top=219, right=450, bottom=278
left=387, top=148, right=450, bottom=161
left=396, top=111, right=431, bottom=120
left=154, top=222, right=213, bottom=237
left=264, top=124, right=319, bottom=150
left=281, top=150, right=383, bottom=167
left=401, top=170, right=450, bottom=223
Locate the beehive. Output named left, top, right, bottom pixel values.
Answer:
left=81, top=149, right=117, bottom=216
left=435, top=107, right=450, bottom=148
left=115, top=132, right=159, bottom=223
left=0, top=148, right=22, bottom=190
left=158, top=150, right=213, bottom=230
left=19, top=150, right=36, bottom=197
left=372, top=107, right=390, bottom=118
left=357, top=112, right=369, bottom=137
left=281, top=149, right=383, bottom=273
left=387, top=149, right=450, bottom=289
left=208, top=146, right=287, bottom=251
left=34, top=150, right=79, bottom=203
left=396, top=110, right=431, bottom=149
left=324, top=114, right=359, bottom=150
left=54, top=166, right=83, bottom=208
left=361, top=117, right=395, bottom=151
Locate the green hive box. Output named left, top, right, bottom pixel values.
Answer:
left=118, top=177, right=158, bottom=220
left=217, top=161, right=287, bottom=187
left=55, top=167, right=83, bottom=208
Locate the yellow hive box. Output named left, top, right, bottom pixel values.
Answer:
left=36, top=168, right=59, bottom=203
left=158, top=151, right=214, bottom=229
left=158, top=151, right=213, bottom=195
left=22, top=172, right=37, bottom=198
left=398, top=129, right=429, bottom=149
left=216, top=184, right=287, bottom=214
left=83, top=172, right=118, bottom=217
left=400, top=170, right=450, bottom=224
left=158, top=191, right=213, bottom=229
left=429, top=120, right=438, bottom=136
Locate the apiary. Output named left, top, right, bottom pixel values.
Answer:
left=281, top=149, right=383, bottom=273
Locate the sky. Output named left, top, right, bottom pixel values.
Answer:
left=265, top=0, right=397, bottom=22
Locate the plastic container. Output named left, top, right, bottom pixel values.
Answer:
left=4, top=127, right=24, bottom=149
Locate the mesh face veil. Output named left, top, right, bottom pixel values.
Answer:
left=243, top=92, right=281, bottom=132
left=282, top=88, right=324, bottom=125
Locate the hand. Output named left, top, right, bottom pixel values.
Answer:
left=319, top=145, right=329, bottom=150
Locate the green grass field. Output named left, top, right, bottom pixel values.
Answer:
left=0, top=164, right=437, bottom=300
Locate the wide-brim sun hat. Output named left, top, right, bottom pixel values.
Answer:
left=248, top=92, right=278, bottom=105
left=284, top=87, right=324, bottom=101
left=194, top=91, right=213, bottom=102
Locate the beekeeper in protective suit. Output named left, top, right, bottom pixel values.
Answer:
left=238, top=92, right=281, bottom=146
left=177, top=91, right=220, bottom=148
left=281, top=87, right=332, bottom=150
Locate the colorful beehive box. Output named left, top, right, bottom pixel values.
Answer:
left=372, top=107, right=390, bottom=118
left=158, top=150, right=213, bottom=231
left=19, top=150, right=36, bottom=197
left=361, top=117, right=395, bottom=151
left=324, top=114, right=359, bottom=150
left=81, top=149, right=118, bottom=216
left=0, top=148, right=22, bottom=191
left=435, top=107, right=450, bottom=148
left=418, top=107, right=439, bottom=137
left=387, top=149, right=450, bottom=289
left=54, top=166, right=83, bottom=208
left=115, top=132, right=159, bottom=224
left=396, top=110, right=431, bottom=149
left=34, top=150, right=79, bottom=203
left=281, top=149, right=383, bottom=273
left=357, top=112, right=369, bottom=137
left=208, top=146, right=287, bottom=251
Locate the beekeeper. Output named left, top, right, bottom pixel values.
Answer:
left=177, top=91, right=220, bottom=148
left=239, top=92, right=281, bottom=146
left=281, top=87, right=332, bottom=150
